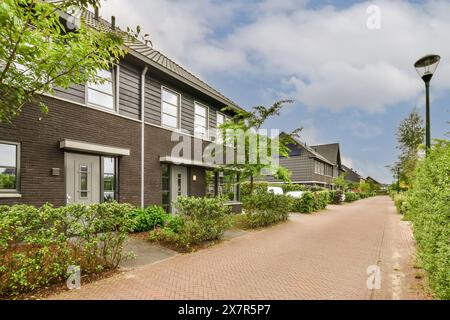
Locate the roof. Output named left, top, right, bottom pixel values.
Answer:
left=342, top=164, right=364, bottom=181
left=81, top=10, right=241, bottom=111
left=311, top=143, right=340, bottom=166
left=366, top=176, right=383, bottom=185
left=283, top=133, right=334, bottom=166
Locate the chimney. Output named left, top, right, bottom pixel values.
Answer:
left=111, top=16, right=116, bottom=30
left=94, top=6, right=99, bottom=19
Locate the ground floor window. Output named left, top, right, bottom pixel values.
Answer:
left=102, top=157, right=117, bottom=202
left=161, top=164, right=170, bottom=212
left=0, top=141, right=20, bottom=193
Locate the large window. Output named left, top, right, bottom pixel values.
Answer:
left=161, top=87, right=180, bottom=129
left=0, top=142, right=19, bottom=193
left=194, top=102, right=208, bottom=138
left=161, top=164, right=170, bottom=212
left=87, top=69, right=114, bottom=110
left=314, top=160, right=325, bottom=175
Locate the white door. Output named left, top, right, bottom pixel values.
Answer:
left=66, top=153, right=100, bottom=204
left=170, top=165, right=188, bottom=212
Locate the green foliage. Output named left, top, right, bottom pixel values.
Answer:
left=392, top=109, right=426, bottom=189
left=240, top=181, right=269, bottom=197
left=332, top=173, right=349, bottom=191
left=393, top=193, right=408, bottom=214
left=220, top=100, right=301, bottom=194
left=290, top=191, right=314, bottom=213
left=329, top=190, right=344, bottom=204
left=0, top=173, right=16, bottom=189
left=281, top=183, right=306, bottom=192
left=0, top=0, right=125, bottom=122
left=344, top=192, right=361, bottom=202
left=0, top=202, right=134, bottom=297
left=403, top=140, right=450, bottom=299
left=149, top=197, right=231, bottom=251
left=237, top=192, right=291, bottom=229
left=130, top=205, right=167, bottom=232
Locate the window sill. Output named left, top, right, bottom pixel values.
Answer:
left=0, top=193, right=22, bottom=198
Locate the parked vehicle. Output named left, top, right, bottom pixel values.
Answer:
left=286, top=191, right=304, bottom=199
left=267, top=186, right=284, bottom=195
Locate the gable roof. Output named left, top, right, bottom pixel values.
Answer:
left=342, top=165, right=364, bottom=181
left=282, top=133, right=334, bottom=166
left=81, top=10, right=241, bottom=111
left=366, top=176, right=383, bottom=185
left=311, top=143, right=341, bottom=166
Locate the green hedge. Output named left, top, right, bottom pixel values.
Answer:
left=236, top=192, right=292, bottom=228
left=393, top=193, right=408, bottom=214
left=403, top=141, right=450, bottom=299
left=344, top=192, right=360, bottom=202
left=130, top=205, right=167, bottom=232
left=0, top=202, right=134, bottom=297
left=149, top=197, right=231, bottom=251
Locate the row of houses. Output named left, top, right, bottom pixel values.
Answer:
left=0, top=9, right=376, bottom=212
left=265, top=135, right=369, bottom=190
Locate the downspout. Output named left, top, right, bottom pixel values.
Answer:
left=140, top=66, right=148, bottom=208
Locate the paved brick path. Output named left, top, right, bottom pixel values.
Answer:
left=50, top=196, right=428, bottom=300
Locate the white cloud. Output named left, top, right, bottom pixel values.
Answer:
left=101, top=0, right=450, bottom=113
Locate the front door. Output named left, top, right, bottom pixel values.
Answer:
left=65, top=153, right=100, bottom=204
left=170, top=165, right=188, bottom=212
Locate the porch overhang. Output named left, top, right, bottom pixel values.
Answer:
left=60, top=139, right=130, bottom=156
left=159, top=156, right=219, bottom=169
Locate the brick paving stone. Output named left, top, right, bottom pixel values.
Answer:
left=48, top=196, right=429, bottom=300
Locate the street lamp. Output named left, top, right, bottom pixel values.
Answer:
left=414, top=54, right=441, bottom=153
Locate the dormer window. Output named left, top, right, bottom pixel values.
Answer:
left=87, top=69, right=114, bottom=110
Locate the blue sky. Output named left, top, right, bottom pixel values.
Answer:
left=102, top=0, right=450, bottom=183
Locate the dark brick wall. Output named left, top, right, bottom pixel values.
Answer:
left=0, top=97, right=214, bottom=208
left=0, top=96, right=141, bottom=207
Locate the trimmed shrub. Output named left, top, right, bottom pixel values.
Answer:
left=130, top=205, right=167, bottom=232
left=148, top=197, right=231, bottom=251
left=290, top=191, right=314, bottom=213
left=240, top=181, right=268, bottom=197
left=313, top=191, right=330, bottom=210
left=393, top=193, right=408, bottom=214
left=344, top=192, right=360, bottom=202
left=404, top=141, right=450, bottom=299
left=237, top=192, right=292, bottom=228
left=281, top=184, right=306, bottom=193
left=0, top=202, right=134, bottom=297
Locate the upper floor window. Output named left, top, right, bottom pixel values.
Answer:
left=87, top=69, right=114, bottom=110
left=314, top=160, right=325, bottom=175
left=161, top=87, right=180, bottom=129
left=194, top=102, right=208, bottom=138
left=0, top=142, right=20, bottom=193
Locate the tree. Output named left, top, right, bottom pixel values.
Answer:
left=0, top=0, right=126, bottom=122
left=220, top=100, right=301, bottom=195
left=332, top=173, right=348, bottom=191
left=393, top=109, right=425, bottom=189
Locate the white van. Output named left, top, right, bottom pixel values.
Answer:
left=267, top=186, right=284, bottom=195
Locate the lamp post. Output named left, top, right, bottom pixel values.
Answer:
left=414, top=54, right=441, bottom=154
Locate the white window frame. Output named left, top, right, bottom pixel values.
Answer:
left=86, top=68, right=115, bottom=111
left=161, top=86, right=181, bottom=130
left=0, top=141, right=21, bottom=194
left=194, top=101, right=209, bottom=139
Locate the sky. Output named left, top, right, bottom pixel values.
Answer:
left=100, top=0, right=450, bottom=183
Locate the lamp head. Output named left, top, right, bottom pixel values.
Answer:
left=414, top=54, right=441, bottom=83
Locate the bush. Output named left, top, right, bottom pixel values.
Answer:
left=281, top=184, right=306, bottom=193
left=148, top=197, right=231, bottom=251
left=329, top=190, right=344, bottom=204
left=344, top=192, right=360, bottom=202
left=313, top=191, right=330, bottom=210
left=393, top=193, right=408, bottom=214
left=240, top=181, right=268, bottom=197
left=404, top=141, right=450, bottom=299
left=0, top=202, right=134, bottom=298
left=237, top=192, right=292, bottom=229
left=130, top=205, right=167, bottom=232
left=290, top=191, right=314, bottom=213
